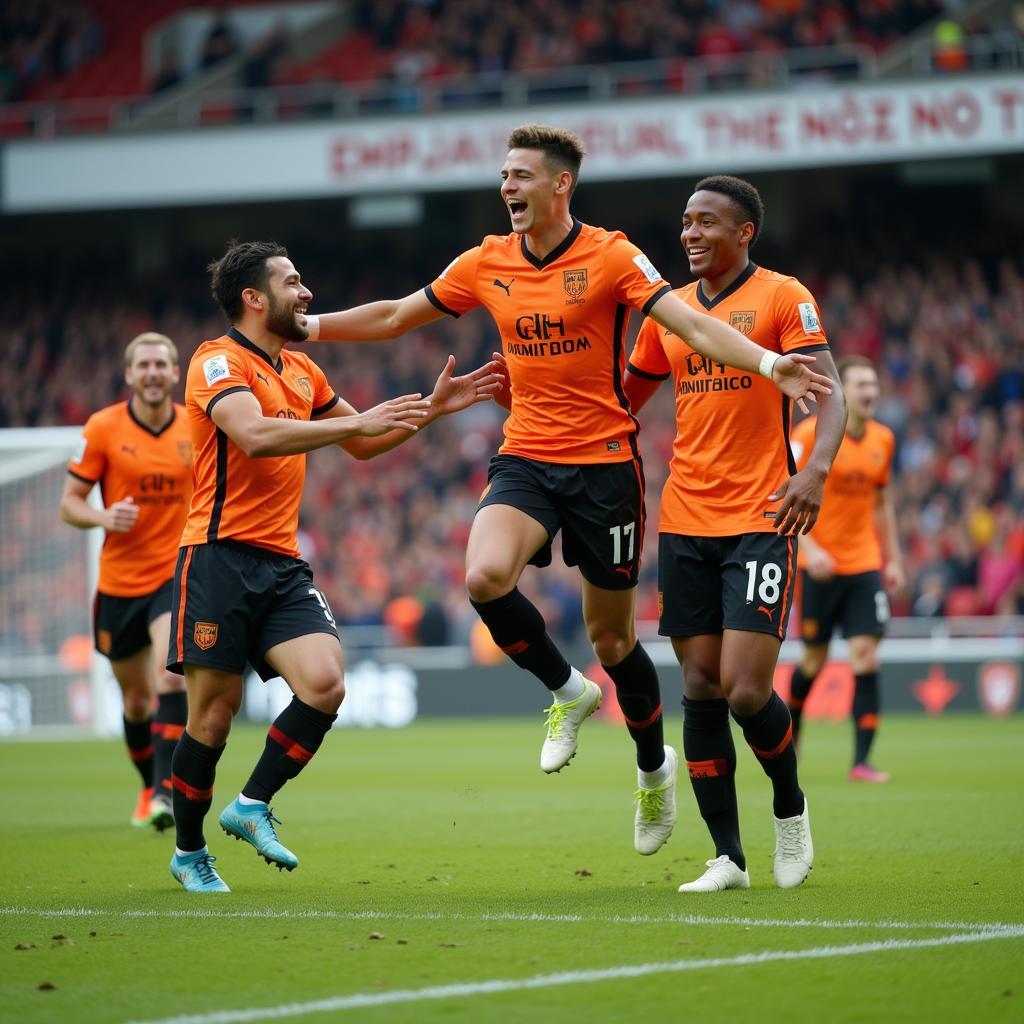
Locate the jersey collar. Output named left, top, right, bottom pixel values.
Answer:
left=696, top=261, right=758, bottom=310
left=127, top=400, right=176, bottom=437
left=227, top=326, right=283, bottom=373
left=520, top=217, right=583, bottom=270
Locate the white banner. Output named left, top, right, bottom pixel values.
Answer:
left=4, top=74, right=1022, bottom=211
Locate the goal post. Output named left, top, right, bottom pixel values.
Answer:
left=0, top=427, right=120, bottom=738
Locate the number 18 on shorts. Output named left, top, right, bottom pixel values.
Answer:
left=657, top=532, right=796, bottom=640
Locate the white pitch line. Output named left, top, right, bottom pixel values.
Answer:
left=122, top=926, right=1024, bottom=1024
left=1, top=905, right=1020, bottom=934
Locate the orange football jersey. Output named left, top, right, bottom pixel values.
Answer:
left=180, top=328, right=338, bottom=556
left=792, top=416, right=894, bottom=575
left=427, top=219, right=671, bottom=463
left=68, top=402, right=193, bottom=596
left=629, top=263, right=828, bottom=536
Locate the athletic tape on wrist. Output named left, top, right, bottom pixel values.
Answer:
left=304, top=314, right=320, bottom=340
left=758, top=350, right=779, bottom=379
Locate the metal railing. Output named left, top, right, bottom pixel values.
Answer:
left=2, top=43, right=875, bottom=139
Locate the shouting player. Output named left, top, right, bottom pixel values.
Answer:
left=303, top=126, right=831, bottom=856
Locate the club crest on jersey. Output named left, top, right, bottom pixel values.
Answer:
left=178, top=441, right=193, bottom=466
left=194, top=622, right=218, bottom=650
left=294, top=376, right=312, bottom=400
left=563, top=269, right=588, bottom=303
left=730, top=311, right=756, bottom=336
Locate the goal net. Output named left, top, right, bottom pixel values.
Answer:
left=0, top=428, right=120, bottom=737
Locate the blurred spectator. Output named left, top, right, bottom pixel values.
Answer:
left=151, top=49, right=183, bottom=93
left=199, top=10, right=239, bottom=71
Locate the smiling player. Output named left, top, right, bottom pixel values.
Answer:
left=625, top=175, right=846, bottom=892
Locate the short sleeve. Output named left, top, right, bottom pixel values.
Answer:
left=771, top=278, right=829, bottom=352
left=605, top=237, right=672, bottom=315
left=309, top=360, right=338, bottom=417
left=188, top=347, right=253, bottom=417
left=426, top=247, right=483, bottom=318
left=67, top=413, right=107, bottom=483
left=628, top=316, right=672, bottom=380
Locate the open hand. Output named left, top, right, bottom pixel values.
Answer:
left=772, top=353, right=832, bottom=414
left=429, top=355, right=505, bottom=417
left=356, top=394, right=430, bottom=436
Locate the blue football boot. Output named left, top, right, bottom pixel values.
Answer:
left=218, top=798, right=299, bottom=871
left=169, top=847, right=230, bottom=893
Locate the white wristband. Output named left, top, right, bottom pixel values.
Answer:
left=758, top=350, right=779, bottom=379
left=304, top=314, right=320, bottom=341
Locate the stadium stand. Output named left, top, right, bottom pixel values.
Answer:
left=5, top=0, right=1021, bottom=136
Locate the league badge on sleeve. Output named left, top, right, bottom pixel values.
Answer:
left=798, top=303, right=821, bottom=333
left=633, top=253, right=663, bottom=284
left=203, top=354, right=231, bottom=386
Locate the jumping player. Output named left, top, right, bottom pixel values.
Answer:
left=303, top=127, right=832, bottom=856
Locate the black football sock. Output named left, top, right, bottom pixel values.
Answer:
left=152, top=691, right=187, bottom=798
left=242, top=697, right=338, bottom=804
left=733, top=692, right=804, bottom=820
left=852, top=671, right=880, bottom=766
left=603, top=642, right=664, bottom=772
left=171, top=731, right=224, bottom=853
left=683, top=697, right=744, bottom=870
left=470, top=588, right=571, bottom=691
left=124, top=714, right=154, bottom=788
left=787, top=665, right=817, bottom=744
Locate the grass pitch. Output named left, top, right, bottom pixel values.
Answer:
left=2, top=713, right=1022, bottom=1024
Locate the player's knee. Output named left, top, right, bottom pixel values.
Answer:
left=588, top=628, right=633, bottom=667
left=683, top=665, right=722, bottom=701
left=190, top=699, right=235, bottom=747
left=319, top=674, right=346, bottom=713
left=465, top=564, right=513, bottom=604
left=122, top=688, right=152, bottom=720
left=800, top=651, right=827, bottom=677
left=724, top=679, right=770, bottom=718
left=300, top=667, right=346, bottom=713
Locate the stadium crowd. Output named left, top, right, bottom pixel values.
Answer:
left=350, top=0, right=949, bottom=81
left=2, top=253, right=1021, bottom=643
left=1, top=0, right=988, bottom=107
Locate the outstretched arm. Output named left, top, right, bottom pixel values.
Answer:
left=210, top=389, right=430, bottom=458
left=335, top=356, right=504, bottom=460
left=647, top=292, right=832, bottom=408
left=305, top=290, right=445, bottom=342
